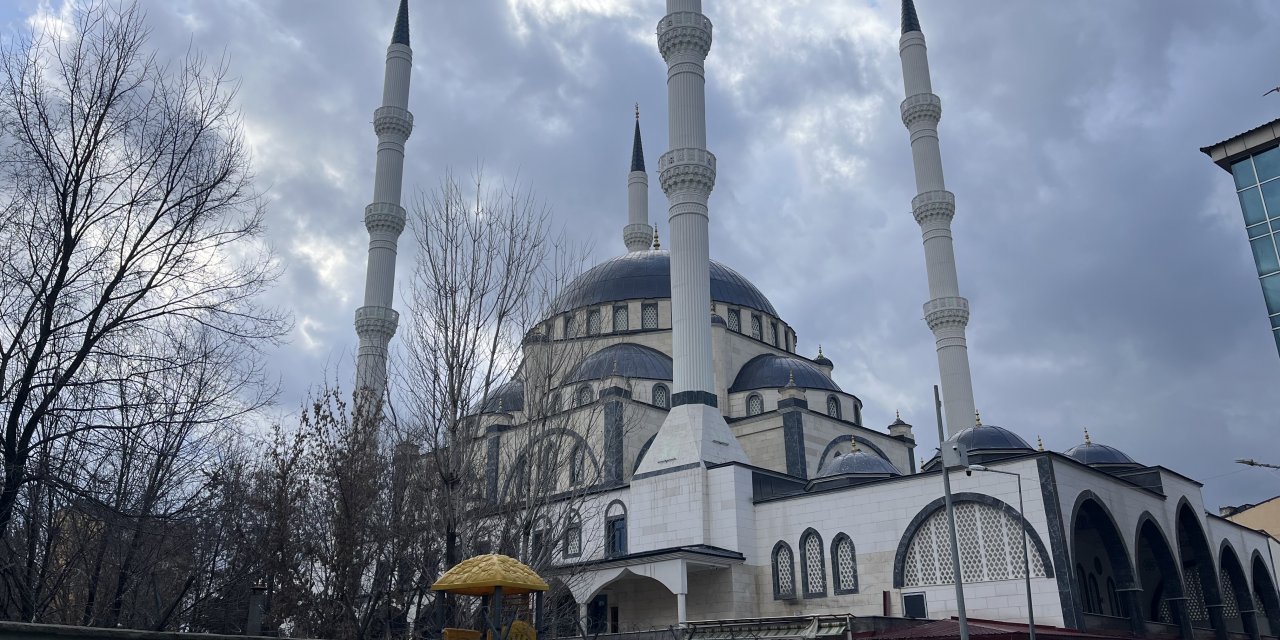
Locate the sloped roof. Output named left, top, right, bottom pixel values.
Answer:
left=431, top=554, right=548, bottom=596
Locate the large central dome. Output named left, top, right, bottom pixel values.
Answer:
left=552, top=250, right=778, bottom=317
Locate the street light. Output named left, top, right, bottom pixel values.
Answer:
left=966, top=464, right=1036, bottom=640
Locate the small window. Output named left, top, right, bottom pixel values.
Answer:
left=642, top=303, right=659, bottom=329
left=575, top=385, right=593, bottom=407
left=606, top=502, right=627, bottom=557
left=587, top=310, right=602, bottom=335
left=530, top=526, right=548, bottom=564
left=773, top=542, right=796, bottom=599
left=613, top=306, right=628, bottom=332
left=727, top=309, right=741, bottom=332
left=801, top=529, right=827, bottom=597
left=826, top=395, right=841, bottom=419
left=771, top=321, right=780, bottom=346
left=547, top=392, right=562, bottom=414
left=751, top=314, right=763, bottom=340
left=564, top=314, right=578, bottom=338
left=570, top=445, right=586, bottom=485
left=903, top=593, right=927, bottom=619
left=832, top=534, right=858, bottom=594
left=564, top=513, right=582, bottom=558
left=853, top=403, right=862, bottom=426
left=747, top=394, right=764, bottom=416
left=653, top=384, right=670, bottom=409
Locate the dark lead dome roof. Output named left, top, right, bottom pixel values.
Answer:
left=947, top=424, right=1033, bottom=452
left=817, top=449, right=902, bottom=478
left=730, top=354, right=842, bottom=393
left=552, top=250, right=779, bottom=317
left=566, top=343, right=673, bottom=384
left=481, top=380, right=524, bottom=413
left=1065, top=442, right=1138, bottom=467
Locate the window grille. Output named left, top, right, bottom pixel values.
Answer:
left=727, top=309, right=740, bottom=331
left=801, top=531, right=826, bottom=597
left=570, top=445, right=585, bottom=485
left=773, top=543, right=796, bottom=599
left=747, top=394, right=764, bottom=416
left=653, top=384, right=670, bottom=409
left=901, top=502, right=1047, bottom=587
left=1220, top=570, right=1240, bottom=619
left=751, top=315, right=763, bottom=340
left=833, top=535, right=858, bottom=593
left=642, top=303, right=659, bottom=329
left=587, top=310, right=602, bottom=335
left=565, top=514, right=582, bottom=557
left=565, top=314, right=578, bottom=338
left=826, top=396, right=840, bottom=418
left=575, top=385, right=593, bottom=407
left=613, top=306, right=628, bottom=332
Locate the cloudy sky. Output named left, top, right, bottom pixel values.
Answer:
left=3, top=0, right=1278, bottom=508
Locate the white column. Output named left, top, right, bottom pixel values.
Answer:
left=676, top=592, right=688, bottom=627
left=355, top=5, right=414, bottom=399
left=899, top=17, right=976, bottom=435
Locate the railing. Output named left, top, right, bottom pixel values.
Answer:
left=557, top=628, right=684, bottom=640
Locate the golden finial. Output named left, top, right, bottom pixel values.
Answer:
left=1084, top=428, right=1092, bottom=445
left=1037, top=436, right=1045, bottom=452
left=850, top=439, right=862, bottom=453
left=787, top=370, right=796, bottom=387
left=612, top=356, right=620, bottom=376
left=896, top=409, right=902, bottom=421
left=817, top=344, right=824, bottom=358
left=652, top=228, right=660, bottom=250
left=635, top=102, right=640, bottom=121
left=974, top=410, right=982, bottom=427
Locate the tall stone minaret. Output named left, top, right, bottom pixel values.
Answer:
left=624, top=107, right=653, bottom=252
left=898, top=0, right=977, bottom=435
left=635, top=0, right=747, bottom=475
left=354, top=0, right=414, bottom=398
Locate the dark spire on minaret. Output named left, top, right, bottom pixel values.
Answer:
left=631, top=104, right=646, bottom=172
left=901, top=0, right=921, bottom=34
left=392, top=0, right=410, bottom=46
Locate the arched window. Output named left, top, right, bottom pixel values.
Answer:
left=605, top=502, right=627, bottom=558
left=727, top=309, right=741, bottom=332
left=564, top=512, right=582, bottom=558
left=613, top=306, right=628, bottom=332
left=747, top=394, right=764, bottom=416
left=547, top=392, right=562, bottom=414
left=564, top=314, right=578, bottom=338
left=902, top=501, right=1048, bottom=587
left=800, top=529, right=827, bottom=597
left=750, top=314, right=763, bottom=340
left=641, top=303, right=658, bottom=329
left=772, top=542, right=796, bottom=600
left=586, top=309, right=602, bottom=335
left=853, top=403, right=862, bottom=426
left=575, top=385, right=593, bottom=407
left=569, top=445, right=586, bottom=485
left=653, top=384, right=670, bottom=409
left=831, top=534, right=858, bottom=594
left=826, top=395, right=841, bottom=419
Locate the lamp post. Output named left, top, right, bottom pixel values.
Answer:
left=967, top=464, right=1036, bottom=640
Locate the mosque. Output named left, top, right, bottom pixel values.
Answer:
left=350, top=1, right=1280, bottom=639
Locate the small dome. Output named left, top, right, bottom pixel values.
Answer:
left=711, top=313, right=727, bottom=326
left=813, top=346, right=833, bottom=368
left=730, top=354, right=841, bottom=393
left=817, top=448, right=901, bottom=478
left=1065, top=441, right=1137, bottom=467
left=565, top=343, right=672, bottom=384
left=948, top=423, right=1033, bottom=452
left=481, top=380, right=524, bottom=413
left=431, top=554, right=549, bottom=596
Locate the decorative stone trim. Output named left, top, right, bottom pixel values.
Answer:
left=659, top=148, right=717, bottom=194
left=900, top=92, right=942, bottom=128
left=912, top=190, right=955, bottom=226
left=672, top=390, right=717, bottom=408
left=355, top=304, right=400, bottom=341
left=624, top=223, right=653, bottom=252
left=364, top=202, right=407, bottom=235
left=657, top=11, right=712, bottom=60
left=923, top=296, right=970, bottom=331
left=373, top=105, right=414, bottom=139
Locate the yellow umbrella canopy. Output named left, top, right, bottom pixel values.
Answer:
left=431, top=554, right=550, bottom=596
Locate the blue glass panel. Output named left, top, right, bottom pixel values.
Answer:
left=1252, top=237, right=1280, bottom=276
left=1233, top=157, right=1258, bottom=190
left=1263, top=274, right=1280, bottom=315
left=1249, top=222, right=1270, bottom=239
left=1255, top=147, right=1280, bottom=182
left=1273, top=328, right=1280, bottom=356
left=1240, top=187, right=1267, bottom=226
left=1264, top=181, right=1280, bottom=220
left=1271, top=314, right=1280, bottom=329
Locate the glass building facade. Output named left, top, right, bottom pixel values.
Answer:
left=1229, top=147, right=1280, bottom=355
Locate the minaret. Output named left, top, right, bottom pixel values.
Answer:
left=354, top=0, right=414, bottom=399
left=898, top=0, right=977, bottom=435
left=624, top=106, right=653, bottom=252
left=636, top=0, right=747, bottom=475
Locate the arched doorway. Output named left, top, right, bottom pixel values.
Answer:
left=1070, top=495, right=1140, bottom=634
left=1218, top=544, right=1260, bottom=640
left=1252, top=553, right=1280, bottom=636
left=1174, top=502, right=1225, bottom=637
left=1135, top=515, right=1192, bottom=637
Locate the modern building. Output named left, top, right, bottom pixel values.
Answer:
left=1223, top=497, right=1280, bottom=539
left=367, top=2, right=1280, bottom=640
left=1201, top=119, right=1280, bottom=356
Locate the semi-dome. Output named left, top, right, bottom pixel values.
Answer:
left=551, top=250, right=779, bottom=317
left=817, top=448, right=901, bottom=478
left=947, top=423, right=1033, bottom=452
left=481, top=380, right=524, bottom=413
left=565, top=343, right=673, bottom=384
left=1065, top=431, right=1138, bottom=467
left=730, top=354, right=841, bottom=393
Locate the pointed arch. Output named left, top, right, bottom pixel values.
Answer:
left=1069, top=491, right=1137, bottom=626
left=799, top=528, right=826, bottom=598
left=1134, top=513, right=1186, bottom=626
left=772, top=541, right=796, bottom=600
left=1174, top=499, right=1223, bottom=630
left=1252, top=550, right=1280, bottom=635
left=831, top=533, right=858, bottom=594
left=1218, top=541, right=1257, bottom=637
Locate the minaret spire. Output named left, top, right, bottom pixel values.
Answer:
left=897, top=0, right=977, bottom=435
left=355, top=0, right=415, bottom=400
left=624, top=105, right=653, bottom=252
left=635, top=0, right=747, bottom=476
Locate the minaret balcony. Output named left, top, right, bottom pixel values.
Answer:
left=355, top=305, right=401, bottom=340
left=659, top=148, right=716, bottom=194
left=900, top=92, right=942, bottom=129
left=373, top=105, right=414, bottom=139
left=657, top=11, right=712, bottom=59
left=923, top=297, right=970, bottom=332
